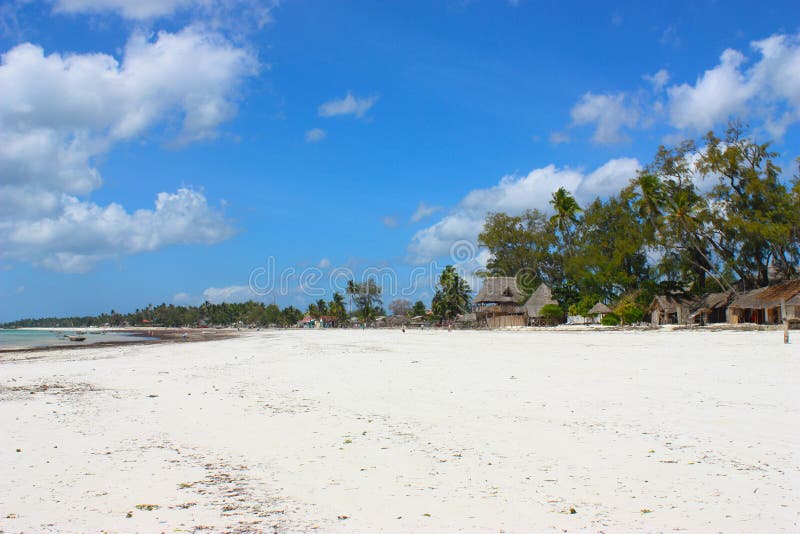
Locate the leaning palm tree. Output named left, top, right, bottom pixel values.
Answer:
left=634, top=173, right=665, bottom=228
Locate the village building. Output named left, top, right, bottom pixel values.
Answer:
left=524, top=283, right=559, bottom=326
left=649, top=295, right=696, bottom=325
left=727, top=279, right=800, bottom=324
left=587, top=302, right=613, bottom=324
left=474, top=277, right=527, bottom=328
left=688, top=291, right=733, bottom=324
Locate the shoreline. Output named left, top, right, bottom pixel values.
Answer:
left=0, top=328, right=239, bottom=356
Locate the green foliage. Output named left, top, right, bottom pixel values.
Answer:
left=474, top=122, right=800, bottom=309
left=568, top=294, right=602, bottom=316
left=347, top=279, right=383, bottom=322
left=411, top=300, right=427, bottom=317
left=539, top=304, right=564, bottom=322
left=601, top=313, right=620, bottom=326
left=431, top=265, right=472, bottom=322
left=616, top=302, right=645, bottom=325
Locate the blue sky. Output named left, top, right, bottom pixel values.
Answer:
left=1, top=0, right=799, bottom=321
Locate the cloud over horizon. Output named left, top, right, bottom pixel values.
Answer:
left=569, top=32, right=800, bottom=143
left=407, top=158, right=641, bottom=264
left=0, top=26, right=257, bottom=271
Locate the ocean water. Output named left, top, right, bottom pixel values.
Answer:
left=0, top=329, right=154, bottom=350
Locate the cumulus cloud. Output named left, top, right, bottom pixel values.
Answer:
left=666, top=33, right=800, bottom=137
left=318, top=92, right=378, bottom=118
left=570, top=92, right=640, bottom=144
left=304, top=128, right=326, bottom=143
left=0, top=27, right=256, bottom=271
left=410, top=202, right=442, bottom=223
left=3, top=188, right=234, bottom=272
left=407, top=158, right=641, bottom=263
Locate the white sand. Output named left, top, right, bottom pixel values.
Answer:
left=1, top=329, right=798, bottom=532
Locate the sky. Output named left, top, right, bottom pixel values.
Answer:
left=1, top=0, right=799, bottom=321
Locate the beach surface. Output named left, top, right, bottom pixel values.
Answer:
left=1, top=328, right=798, bottom=532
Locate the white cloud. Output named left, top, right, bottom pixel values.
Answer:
left=549, top=131, right=570, bottom=145
left=202, top=285, right=258, bottom=304
left=643, top=68, right=670, bottom=92
left=318, top=92, right=378, bottom=118
left=381, top=216, right=399, bottom=228
left=51, top=0, right=277, bottom=27
left=407, top=158, right=640, bottom=263
left=667, top=49, right=751, bottom=132
left=54, top=0, right=194, bottom=19
left=666, top=33, right=800, bottom=137
left=317, top=258, right=331, bottom=269
left=410, top=202, right=442, bottom=223
left=305, top=128, right=326, bottom=143
left=3, top=188, right=234, bottom=272
left=570, top=92, right=639, bottom=144
left=0, top=27, right=256, bottom=271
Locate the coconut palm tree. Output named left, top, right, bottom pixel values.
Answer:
left=549, top=187, right=582, bottom=250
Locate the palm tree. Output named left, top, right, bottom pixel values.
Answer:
left=634, top=173, right=665, bottom=240
left=431, top=265, right=471, bottom=324
left=549, top=187, right=582, bottom=250
left=346, top=280, right=356, bottom=316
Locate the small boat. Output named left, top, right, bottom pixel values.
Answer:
left=67, top=335, right=86, bottom=342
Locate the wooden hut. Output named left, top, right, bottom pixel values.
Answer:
left=728, top=280, right=800, bottom=324
left=587, top=302, right=612, bottom=324
left=524, top=283, right=559, bottom=326
left=474, top=277, right=527, bottom=328
left=688, top=291, right=733, bottom=324
left=650, top=295, right=696, bottom=325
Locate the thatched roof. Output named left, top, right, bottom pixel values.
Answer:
left=691, top=291, right=733, bottom=313
left=650, top=295, right=696, bottom=313
left=524, top=283, right=558, bottom=317
left=729, top=279, right=800, bottom=309
left=475, top=277, right=523, bottom=304
left=587, top=302, right=612, bottom=315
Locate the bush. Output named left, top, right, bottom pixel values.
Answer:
left=540, top=304, right=564, bottom=324
left=616, top=303, right=645, bottom=325
left=601, top=313, right=620, bottom=326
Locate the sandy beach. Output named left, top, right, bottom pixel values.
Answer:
left=1, top=329, right=798, bottom=532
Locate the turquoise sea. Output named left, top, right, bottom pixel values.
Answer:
left=0, top=329, right=154, bottom=350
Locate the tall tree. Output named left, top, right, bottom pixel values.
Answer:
left=350, top=279, right=383, bottom=322
left=388, top=299, right=412, bottom=316
left=431, top=265, right=472, bottom=323
left=549, top=187, right=582, bottom=250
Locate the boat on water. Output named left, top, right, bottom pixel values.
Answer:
left=67, top=335, right=86, bottom=342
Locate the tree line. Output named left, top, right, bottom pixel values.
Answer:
left=477, top=124, right=800, bottom=319
left=1, top=271, right=473, bottom=328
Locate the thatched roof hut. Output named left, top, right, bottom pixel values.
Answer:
left=587, top=302, right=612, bottom=315
left=650, top=294, right=697, bottom=325
left=728, top=280, right=800, bottom=324
left=474, top=277, right=523, bottom=304
left=475, top=277, right=527, bottom=327
left=524, top=283, right=558, bottom=318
